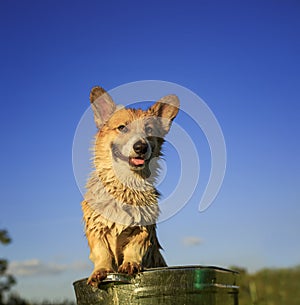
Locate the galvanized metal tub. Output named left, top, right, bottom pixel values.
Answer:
left=73, top=266, right=239, bottom=305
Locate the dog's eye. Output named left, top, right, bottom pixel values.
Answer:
left=145, top=126, right=153, bottom=134
left=117, top=125, right=128, bottom=133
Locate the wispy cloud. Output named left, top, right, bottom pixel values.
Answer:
left=8, top=259, right=90, bottom=277
left=182, top=236, right=203, bottom=247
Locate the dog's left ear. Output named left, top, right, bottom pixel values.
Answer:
left=90, top=86, right=116, bottom=129
left=148, top=95, right=180, bottom=134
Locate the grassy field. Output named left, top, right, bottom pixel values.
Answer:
left=233, top=266, right=300, bottom=305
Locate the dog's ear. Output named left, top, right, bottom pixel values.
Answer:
left=149, top=95, right=180, bottom=134
left=90, top=86, right=116, bottom=129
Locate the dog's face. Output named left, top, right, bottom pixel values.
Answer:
left=103, top=108, right=162, bottom=172
left=90, top=86, right=179, bottom=179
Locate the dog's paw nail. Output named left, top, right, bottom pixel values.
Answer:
left=118, top=262, right=142, bottom=275
left=87, top=268, right=113, bottom=286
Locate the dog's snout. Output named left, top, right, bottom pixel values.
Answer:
left=133, top=140, right=148, bottom=155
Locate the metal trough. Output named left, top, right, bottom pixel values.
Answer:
left=73, top=266, right=239, bottom=305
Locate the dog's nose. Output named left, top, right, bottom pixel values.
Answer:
left=133, top=140, right=148, bottom=154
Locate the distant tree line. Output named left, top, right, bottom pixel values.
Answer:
left=0, top=229, right=16, bottom=305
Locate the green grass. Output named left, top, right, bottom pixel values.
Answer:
left=231, top=265, right=300, bottom=305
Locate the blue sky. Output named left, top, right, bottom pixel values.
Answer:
left=1, top=0, right=299, bottom=301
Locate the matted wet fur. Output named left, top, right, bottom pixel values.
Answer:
left=81, top=86, right=179, bottom=286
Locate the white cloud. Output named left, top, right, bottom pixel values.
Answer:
left=8, top=259, right=90, bottom=277
left=182, top=236, right=203, bottom=247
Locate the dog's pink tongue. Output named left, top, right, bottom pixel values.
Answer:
left=131, top=158, right=145, bottom=166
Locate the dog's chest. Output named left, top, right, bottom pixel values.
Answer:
left=85, top=172, right=159, bottom=228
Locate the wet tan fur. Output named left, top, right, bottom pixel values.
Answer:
left=81, top=86, right=179, bottom=286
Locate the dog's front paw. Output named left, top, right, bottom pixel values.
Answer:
left=87, top=268, right=113, bottom=287
left=118, top=261, right=143, bottom=275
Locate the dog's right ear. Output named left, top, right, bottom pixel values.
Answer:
left=90, top=86, right=116, bottom=129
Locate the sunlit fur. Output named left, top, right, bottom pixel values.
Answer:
left=81, top=86, right=179, bottom=286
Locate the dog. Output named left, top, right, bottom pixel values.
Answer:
left=81, top=86, right=179, bottom=286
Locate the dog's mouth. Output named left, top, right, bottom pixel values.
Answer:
left=112, top=144, right=147, bottom=169
left=129, top=157, right=145, bottom=167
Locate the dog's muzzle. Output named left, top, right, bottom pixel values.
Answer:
left=112, top=139, right=151, bottom=169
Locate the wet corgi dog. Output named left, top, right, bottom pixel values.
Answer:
left=81, top=86, right=179, bottom=286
